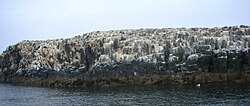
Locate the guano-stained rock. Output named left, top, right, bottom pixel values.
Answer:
left=1, top=25, right=250, bottom=87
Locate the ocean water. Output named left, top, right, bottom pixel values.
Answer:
left=0, top=83, right=250, bottom=105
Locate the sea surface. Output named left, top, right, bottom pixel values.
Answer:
left=0, top=83, right=250, bottom=105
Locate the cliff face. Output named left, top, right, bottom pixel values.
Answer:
left=1, top=25, right=250, bottom=87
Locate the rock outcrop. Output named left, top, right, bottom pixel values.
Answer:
left=1, top=25, right=250, bottom=87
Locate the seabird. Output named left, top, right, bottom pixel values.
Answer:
left=196, top=83, right=201, bottom=87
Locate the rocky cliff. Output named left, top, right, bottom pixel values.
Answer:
left=1, top=25, right=250, bottom=87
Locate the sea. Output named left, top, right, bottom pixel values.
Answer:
left=0, top=83, right=250, bottom=105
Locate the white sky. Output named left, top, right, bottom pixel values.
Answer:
left=0, top=0, right=250, bottom=52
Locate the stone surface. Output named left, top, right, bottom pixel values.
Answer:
left=1, top=25, right=250, bottom=87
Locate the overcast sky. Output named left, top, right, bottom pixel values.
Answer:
left=0, top=0, right=249, bottom=52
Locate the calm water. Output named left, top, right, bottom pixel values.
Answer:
left=0, top=83, right=250, bottom=106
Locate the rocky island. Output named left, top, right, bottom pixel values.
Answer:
left=1, top=25, right=250, bottom=88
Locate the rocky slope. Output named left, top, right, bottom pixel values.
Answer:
left=1, top=25, right=250, bottom=87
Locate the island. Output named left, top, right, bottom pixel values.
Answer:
left=1, top=25, right=250, bottom=88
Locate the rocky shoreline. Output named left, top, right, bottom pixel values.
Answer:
left=1, top=25, right=250, bottom=88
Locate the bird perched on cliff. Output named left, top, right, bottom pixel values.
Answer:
left=134, top=72, right=137, bottom=76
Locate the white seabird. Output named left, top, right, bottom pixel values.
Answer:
left=196, top=83, right=201, bottom=87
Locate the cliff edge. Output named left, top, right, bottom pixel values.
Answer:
left=1, top=25, right=250, bottom=87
